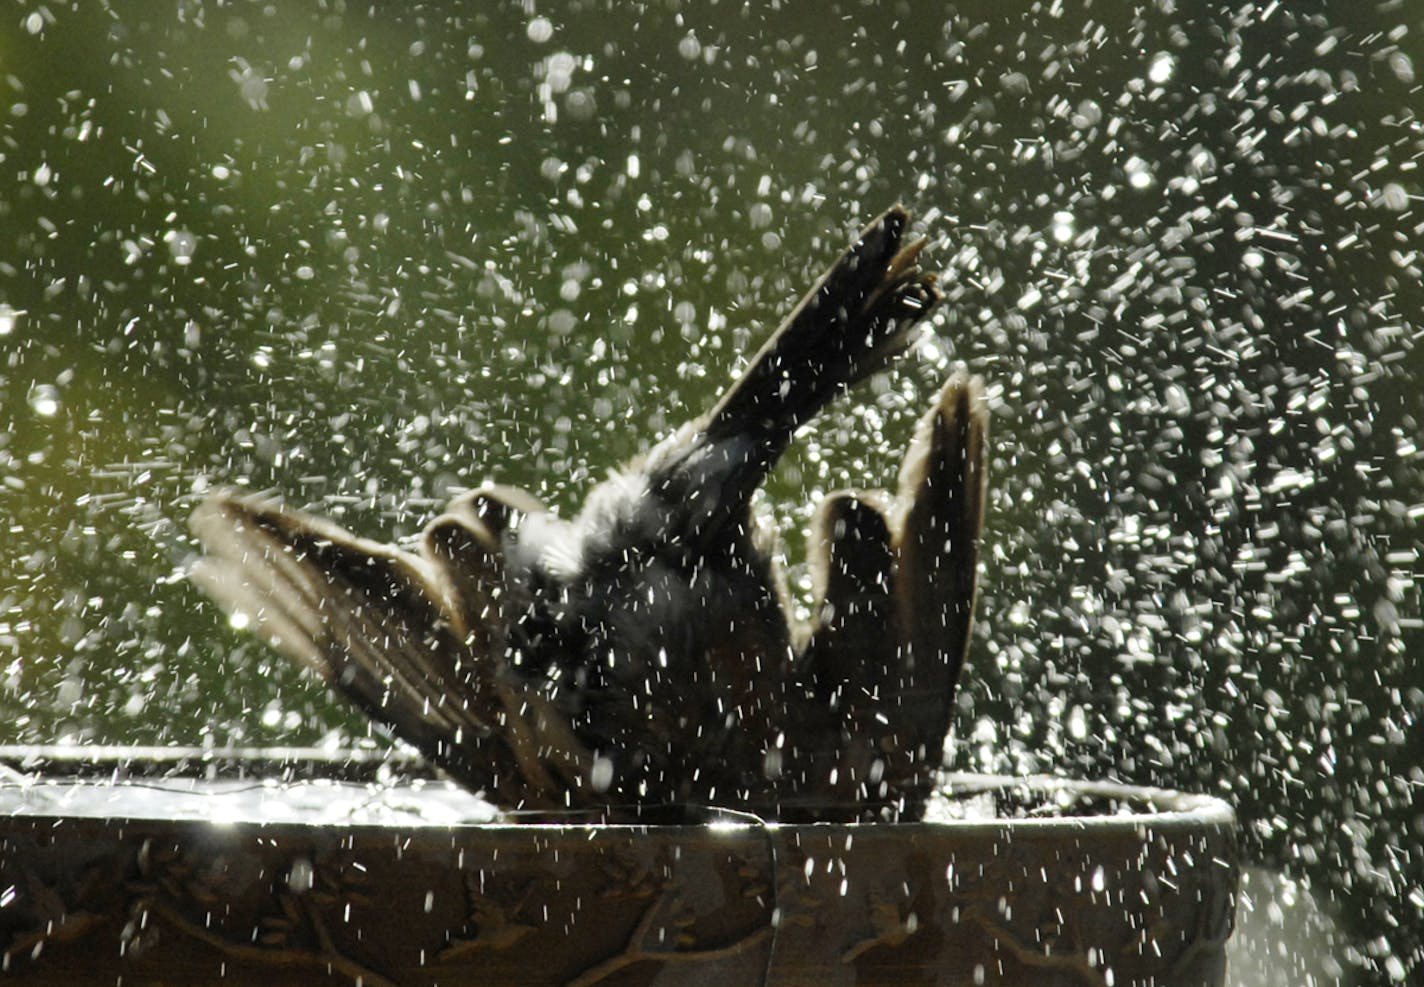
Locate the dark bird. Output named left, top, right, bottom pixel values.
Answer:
left=190, top=205, right=987, bottom=823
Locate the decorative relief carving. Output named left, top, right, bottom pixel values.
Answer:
left=965, top=900, right=1111, bottom=986
left=438, top=873, right=541, bottom=959
left=562, top=844, right=774, bottom=987
left=0, top=860, right=108, bottom=968
left=563, top=884, right=772, bottom=987
left=120, top=836, right=398, bottom=987
left=842, top=888, right=922, bottom=963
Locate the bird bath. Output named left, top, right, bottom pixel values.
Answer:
left=0, top=746, right=1237, bottom=986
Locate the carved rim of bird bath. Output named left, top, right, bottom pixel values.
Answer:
left=0, top=746, right=1239, bottom=987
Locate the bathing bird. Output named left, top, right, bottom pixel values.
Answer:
left=190, top=205, right=987, bottom=822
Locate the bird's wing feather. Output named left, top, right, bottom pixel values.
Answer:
left=889, top=375, right=988, bottom=791
left=189, top=492, right=587, bottom=806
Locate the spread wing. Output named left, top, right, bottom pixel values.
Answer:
left=189, top=491, right=593, bottom=810
left=796, top=374, right=988, bottom=818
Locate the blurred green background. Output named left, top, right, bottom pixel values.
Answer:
left=2, top=1, right=1421, bottom=982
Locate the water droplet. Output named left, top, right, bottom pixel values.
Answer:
left=1125, top=156, right=1153, bottom=189
left=29, top=384, right=60, bottom=417
left=165, top=229, right=198, bottom=266
left=1147, top=53, right=1175, bottom=84
left=590, top=755, right=614, bottom=792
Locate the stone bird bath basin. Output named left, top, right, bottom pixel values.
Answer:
left=0, top=747, right=1237, bottom=985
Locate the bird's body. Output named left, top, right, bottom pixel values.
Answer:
left=191, top=206, right=987, bottom=822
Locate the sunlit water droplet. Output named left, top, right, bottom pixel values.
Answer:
left=1377, top=183, right=1409, bottom=211
left=564, top=88, right=597, bottom=121
left=29, top=384, right=60, bottom=417
left=1147, top=52, right=1175, bottom=84
left=287, top=856, right=314, bottom=893
left=542, top=51, right=578, bottom=94
left=165, top=229, right=198, bottom=266
left=1125, top=156, right=1154, bottom=189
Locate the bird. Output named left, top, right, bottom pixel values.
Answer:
left=189, top=205, right=988, bottom=823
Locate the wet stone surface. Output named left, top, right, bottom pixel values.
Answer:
left=0, top=756, right=1237, bottom=986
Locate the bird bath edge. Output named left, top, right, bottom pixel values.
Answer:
left=0, top=746, right=1238, bottom=986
